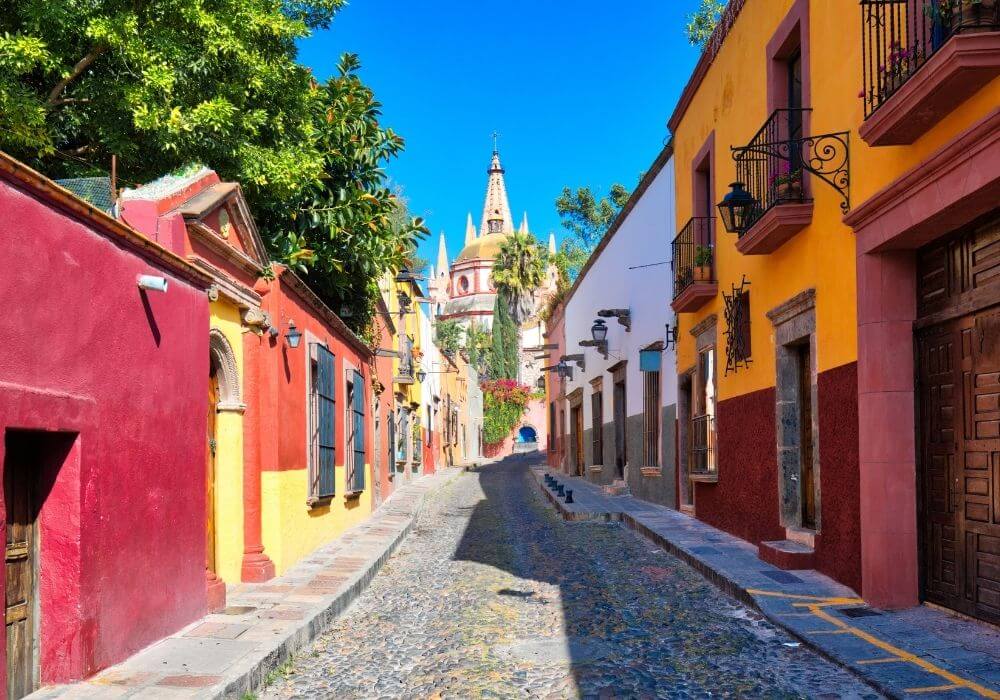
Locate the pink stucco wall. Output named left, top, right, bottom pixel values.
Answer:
left=0, top=171, right=210, bottom=687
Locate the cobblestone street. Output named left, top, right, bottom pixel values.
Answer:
left=263, top=456, right=880, bottom=699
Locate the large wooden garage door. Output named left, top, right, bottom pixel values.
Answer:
left=916, top=215, right=999, bottom=624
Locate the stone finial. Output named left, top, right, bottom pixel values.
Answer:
left=465, top=213, right=476, bottom=244
left=436, top=230, right=449, bottom=274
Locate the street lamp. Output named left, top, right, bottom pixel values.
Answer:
left=717, top=182, right=757, bottom=235
left=285, top=320, right=302, bottom=349
left=591, top=319, right=608, bottom=343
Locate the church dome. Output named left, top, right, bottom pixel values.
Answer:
left=454, top=232, right=509, bottom=263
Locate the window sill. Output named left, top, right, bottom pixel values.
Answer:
left=679, top=503, right=696, bottom=515
left=588, top=465, right=604, bottom=474
left=306, top=495, right=334, bottom=509
left=690, top=473, right=718, bottom=484
left=640, top=466, right=661, bottom=478
left=343, top=490, right=363, bottom=501
left=860, top=32, right=1000, bottom=147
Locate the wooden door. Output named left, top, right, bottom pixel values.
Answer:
left=613, top=381, right=626, bottom=478
left=919, top=308, right=1000, bottom=623
left=207, top=368, right=218, bottom=575
left=798, top=343, right=816, bottom=529
left=572, top=405, right=584, bottom=476
left=5, top=439, right=38, bottom=700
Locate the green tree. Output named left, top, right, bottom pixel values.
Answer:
left=434, top=319, right=463, bottom=357
left=463, top=321, right=491, bottom=374
left=488, top=297, right=518, bottom=380
left=685, top=0, right=727, bottom=47
left=492, top=232, right=547, bottom=325
left=554, top=184, right=630, bottom=281
left=0, top=3, right=424, bottom=332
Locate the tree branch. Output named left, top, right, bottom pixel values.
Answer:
left=46, top=46, right=107, bottom=106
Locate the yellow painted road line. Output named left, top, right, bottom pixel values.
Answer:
left=806, top=629, right=851, bottom=635
left=745, top=588, right=999, bottom=699
left=905, top=685, right=962, bottom=694
left=857, top=657, right=906, bottom=665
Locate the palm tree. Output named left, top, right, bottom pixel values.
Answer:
left=491, top=232, right=547, bottom=326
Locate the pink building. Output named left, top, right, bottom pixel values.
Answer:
left=0, top=154, right=211, bottom=697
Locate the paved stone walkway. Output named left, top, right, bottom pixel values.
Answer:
left=264, top=455, right=881, bottom=699
left=534, top=466, right=1000, bottom=700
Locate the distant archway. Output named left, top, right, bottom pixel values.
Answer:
left=516, top=425, right=538, bottom=444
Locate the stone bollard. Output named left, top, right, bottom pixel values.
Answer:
left=564, top=489, right=574, bottom=504
left=556, top=484, right=565, bottom=497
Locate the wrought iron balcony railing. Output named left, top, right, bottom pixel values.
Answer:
left=690, top=414, right=716, bottom=476
left=861, top=0, right=1000, bottom=117
left=671, top=217, right=716, bottom=300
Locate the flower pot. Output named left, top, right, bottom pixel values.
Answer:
left=776, top=181, right=803, bottom=201
left=693, top=265, right=712, bottom=282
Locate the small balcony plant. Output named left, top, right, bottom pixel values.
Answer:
left=769, top=163, right=803, bottom=201
left=693, top=246, right=713, bottom=282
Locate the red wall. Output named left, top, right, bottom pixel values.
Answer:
left=246, top=271, right=373, bottom=479
left=815, top=362, right=862, bottom=592
left=0, top=174, right=209, bottom=686
left=695, top=365, right=862, bottom=593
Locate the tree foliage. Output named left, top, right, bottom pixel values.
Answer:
left=463, top=321, right=491, bottom=374
left=554, top=184, right=630, bottom=283
left=0, top=2, right=425, bottom=332
left=685, top=0, right=727, bottom=47
left=434, top=319, right=463, bottom=357
left=488, top=296, right=519, bottom=381
left=481, top=379, right=532, bottom=445
left=491, top=232, right=547, bottom=326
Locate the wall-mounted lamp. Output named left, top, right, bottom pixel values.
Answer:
left=591, top=319, right=608, bottom=343
left=416, top=369, right=427, bottom=382
left=137, top=274, right=169, bottom=293
left=555, top=360, right=573, bottom=381
left=597, top=308, right=631, bottom=332
left=285, top=320, right=302, bottom=349
left=717, top=182, right=758, bottom=235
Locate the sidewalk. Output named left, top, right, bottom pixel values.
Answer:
left=30, top=468, right=462, bottom=700
left=532, top=466, right=1000, bottom=700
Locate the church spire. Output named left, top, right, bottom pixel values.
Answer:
left=548, top=232, right=557, bottom=254
left=479, top=145, right=514, bottom=237
left=436, top=231, right=449, bottom=276
left=465, top=213, right=476, bottom=244
left=518, top=212, right=529, bottom=235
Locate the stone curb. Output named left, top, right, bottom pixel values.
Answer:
left=528, top=467, right=902, bottom=699
left=226, top=468, right=465, bottom=700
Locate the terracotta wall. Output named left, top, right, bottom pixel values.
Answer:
left=0, top=173, right=209, bottom=684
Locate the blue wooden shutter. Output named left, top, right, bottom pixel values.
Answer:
left=316, top=345, right=336, bottom=497
left=352, top=369, right=366, bottom=491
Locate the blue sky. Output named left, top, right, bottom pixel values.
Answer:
left=298, top=0, right=703, bottom=268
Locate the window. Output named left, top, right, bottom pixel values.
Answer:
left=395, top=406, right=408, bottom=469
left=459, top=276, right=470, bottom=293
left=309, top=344, right=336, bottom=499
left=346, top=369, right=366, bottom=492
left=548, top=402, right=556, bottom=451
left=591, top=390, right=603, bottom=466
left=691, top=348, right=717, bottom=476
left=412, top=415, right=423, bottom=466
left=643, top=370, right=660, bottom=467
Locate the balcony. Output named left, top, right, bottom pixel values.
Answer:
left=671, top=217, right=717, bottom=313
left=394, top=336, right=415, bottom=385
left=732, top=109, right=816, bottom=254
left=860, top=0, right=1000, bottom=146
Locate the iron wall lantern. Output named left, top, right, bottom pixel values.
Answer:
left=664, top=323, right=679, bottom=349
left=416, top=369, right=427, bottom=382
left=717, top=182, right=758, bottom=235
left=597, top=308, right=631, bottom=332
left=591, top=319, right=608, bottom=343
left=285, top=320, right=302, bottom=349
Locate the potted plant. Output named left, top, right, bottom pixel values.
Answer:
left=769, top=164, right=804, bottom=201
left=693, top=246, right=713, bottom=281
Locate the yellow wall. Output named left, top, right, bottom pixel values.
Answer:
left=672, top=0, right=1000, bottom=400
left=209, top=300, right=245, bottom=584
left=260, top=465, right=374, bottom=575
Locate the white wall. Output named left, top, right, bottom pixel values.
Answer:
left=562, top=155, right=677, bottom=426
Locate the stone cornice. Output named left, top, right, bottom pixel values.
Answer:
left=766, top=289, right=816, bottom=328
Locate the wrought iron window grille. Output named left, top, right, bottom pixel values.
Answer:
left=723, top=276, right=753, bottom=375
left=730, top=108, right=850, bottom=234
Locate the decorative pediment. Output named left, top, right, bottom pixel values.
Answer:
left=179, top=182, right=270, bottom=271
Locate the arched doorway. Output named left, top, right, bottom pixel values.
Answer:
left=517, top=425, right=538, bottom=443
left=207, top=330, right=242, bottom=611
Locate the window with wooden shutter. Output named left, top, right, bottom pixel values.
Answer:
left=395, top=407, right=408, bottom=468
left=643, top=370, right=660, bottom=467
left=350, top=369, right=366, bottom=492
left=310, top=344, right=336, bottom=499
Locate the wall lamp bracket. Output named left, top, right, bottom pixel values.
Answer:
left=560, top=353, right=586, bottom=371
left=597, top=308, right=631, bottom=332
left=578, top=339, right=609, bottom=360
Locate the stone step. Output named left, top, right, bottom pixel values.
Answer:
left=758, top=539, right=815, bottom=570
